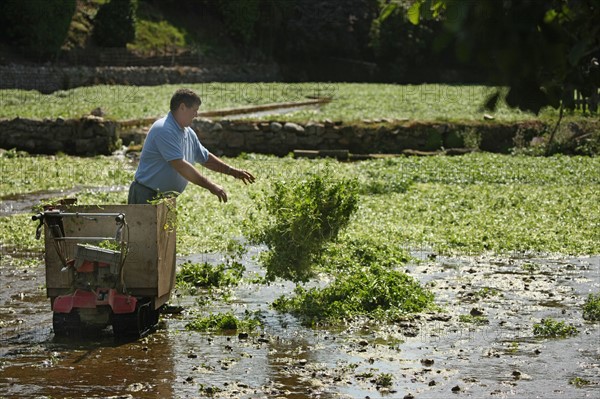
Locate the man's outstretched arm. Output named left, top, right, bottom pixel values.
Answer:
left=169, top=158, right=228, bottom=202
left=203, top=153, right=256, bottom=185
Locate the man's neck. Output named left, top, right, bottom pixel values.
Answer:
left=170, top=112, right=185, bottom=130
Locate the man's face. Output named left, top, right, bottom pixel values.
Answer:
left=178, top=102, right=199, bottom=127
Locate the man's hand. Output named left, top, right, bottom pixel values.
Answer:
left=230, top=168, right=256, bottom=185
left=209, top=183, right=228, bottom=203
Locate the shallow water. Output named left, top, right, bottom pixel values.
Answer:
left=0, top=185, right=129, bottom=217
left=1, top=247, right=598, bottom=398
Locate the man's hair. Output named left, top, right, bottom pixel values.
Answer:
left=170, top=88, right=201, bottom=112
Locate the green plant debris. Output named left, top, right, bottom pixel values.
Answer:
left=198, top=384, right=223, bottom=397
left=533, top=318, right=579, bottom=338
left=569, top=377, right=592, bottom=388
left=474, top=287, right=502, bottom=300
left=374, top=373, right=394, bottom=388
left=522, top=263, right=540, bottom=274
left=96, top=240, right=122, bottom=251
left=176, top=260, right=244, bottom=289
left=185, top=311, right=261, bottom=332
left=582, top=294, right=600, bottom=321
left=507, top=341, right=519, bottom=354
left=458, top=314, right=490, bottom=325
left=246, top=172, right=359, bottom=283
left=272, top=260, right=435, bottom=326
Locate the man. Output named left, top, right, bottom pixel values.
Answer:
left=128, top=88, right=255, bottom=204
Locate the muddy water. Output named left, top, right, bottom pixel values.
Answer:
left=1, top=248, right=598, bottom=399
left=0, top=186, right=129, bottom=216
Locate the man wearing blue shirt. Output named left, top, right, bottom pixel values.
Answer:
left=128, top=88, right=255, bottom=204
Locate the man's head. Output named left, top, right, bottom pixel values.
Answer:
left=170, top=88, right=201, bottom=127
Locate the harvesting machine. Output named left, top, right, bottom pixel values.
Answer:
left=33, top=201, right=176, bottom=338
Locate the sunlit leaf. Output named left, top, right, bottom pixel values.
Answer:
left=408, top=2, right=421, bottom=25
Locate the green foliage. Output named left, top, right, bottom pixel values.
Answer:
left=582, top=294, right=600, bottom=321
left=185, top=311, right=261, bottom=332
left=374, top=373, right=394, bottom=388
left=266, top=0, right=378, bottom=62
left=176, top=260, right=244, bottom=290
left=272, top=260, right=435, bottom=326
left=247, top=173, right=359, bottom=283
left=93, top=0, right=137, bottom=47
left=128, top=19, right=186, bottom=55
left=0, top=0, right=76, bottom=58
left=569, top=377, right=592, bottom=388
left=369, top=0, right=442, bottom=82
left=388, top=0, right=600, bottom=114
left=473, top=287, right=501, bottom=300
left=533, top=318, right=579, bottom=338
left=319, top=237, right=411, bottom=274
left=215, top=0, right=260, bottom=44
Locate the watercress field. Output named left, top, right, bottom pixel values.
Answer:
left=1, top=152, right=599, bottom=398
left=0, top=83, right=580, bottom=122
left=1, top=152, right=599, bottom=257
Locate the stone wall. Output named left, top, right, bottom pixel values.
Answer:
left=0, top=116, right=118, bottom=155
left=5, top=116, right=593, bottom=157
left=0, top=64, right=281, bottom=93
left=192, top=119, right=547, bottom=156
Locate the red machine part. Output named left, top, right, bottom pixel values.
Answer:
left=53, top=289, right=137, bottom=314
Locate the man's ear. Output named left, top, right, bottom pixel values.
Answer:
left=178, top=103, right=186, bottom=112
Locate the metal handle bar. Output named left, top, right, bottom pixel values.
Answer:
left=32, top=212, right=125, bottom=222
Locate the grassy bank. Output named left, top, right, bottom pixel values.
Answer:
left=1, top=153, right=598, bottom=259
left=0, top=83, right=587, bottom=123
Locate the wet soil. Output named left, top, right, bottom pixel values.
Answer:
left=1, top=246, right=598, bottom=399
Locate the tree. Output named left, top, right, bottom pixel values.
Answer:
left=379, top=0, right=599, bottom=114
left=93, top=0, right=137, bottom=47
left=0, top=0, right=76, bottom=59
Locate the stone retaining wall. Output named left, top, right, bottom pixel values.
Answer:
left=0, top=116, right=118, bottom=155
left=4, top=116, right=594, bottom=157
left=192, top=119, right=547, bottom=156
left=0, top=64, right=281, bottom=93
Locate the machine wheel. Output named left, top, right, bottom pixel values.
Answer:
left=112, top=299, right=159, bottom=339
left=53, top=311, right=82, bottom=337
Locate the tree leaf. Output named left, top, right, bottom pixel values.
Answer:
left=378, top=3, right=397, bottom=22
left=408, top=2, right=422, bottom=25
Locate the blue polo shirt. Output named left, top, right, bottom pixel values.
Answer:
left=134, top=112, right=209, bottom=194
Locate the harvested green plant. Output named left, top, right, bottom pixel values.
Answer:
left=569, top=377, right=592, bottom=388
left=273, top=261, right=434, bottom=326
left=374, top=373, right=394, bottom=388
left=533, top=318, right=578, bottom=338
left=176, top=260, right=244, bottom=290
left=582, top=293, right=600, bottom=321
left=247, top=173, right=359, bottom=282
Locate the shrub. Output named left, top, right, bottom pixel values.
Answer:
left=93, top=0, right=137, bottom=47
left=0, top=0, right=76, bottom=58
left=247, top=173, right=359, bottom=283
